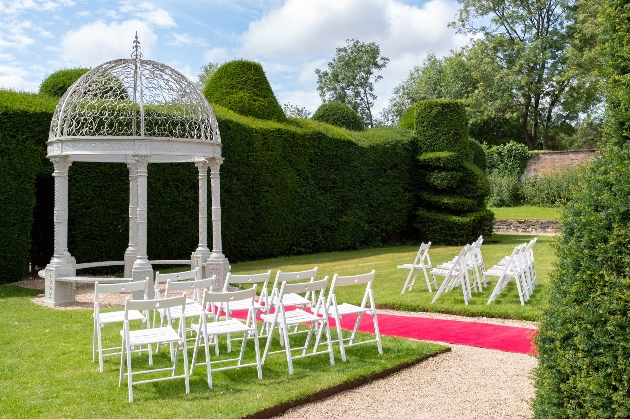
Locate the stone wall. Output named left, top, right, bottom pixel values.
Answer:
left=524, top=150, right=597, bottom=177
left=493, top=219, right=562, bottom=235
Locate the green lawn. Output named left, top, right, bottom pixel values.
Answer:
left=489, top=206, right=561, bottom=220
left=232, top=234, right=554, bottom=321
left=0, top=285, right=445, bottom=418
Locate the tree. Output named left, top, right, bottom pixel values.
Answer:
left=282, top=103, right=312, bottom=119
left=452, top=0, right=602, bottom=150
left=196, top=62, right=220, bottom=90
left=315, top=39, right=389, bottom=128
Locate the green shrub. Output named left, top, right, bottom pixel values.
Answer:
left=203, top=60, right=286, bottom=122
left=0, top=90, right=57, bottom=283
left=521, top=168, right=583, bottom=207
left=39, top=68, right=89, bottom=97
left=414, top=208, right=494, bottom=246
left=486, top=141, right=535, bottom=176
left=488, top=173, right=524, bottom=207
left=468, top=138, right=487, bottom=171
left=417, top=151, right=461, bottom=169
left=415, top=99, right=470, bottom=156
left=398, top=104, right=418, bottom=130
left=311, top=101, right=364, bottom=131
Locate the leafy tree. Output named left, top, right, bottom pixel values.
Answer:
left=452, top=0, right=602, bottom=150
left=197, top=62, right=220, bottom=90
left=315, top=39, right=389, bottom=128
left=282, top=103, right=312, bottom=119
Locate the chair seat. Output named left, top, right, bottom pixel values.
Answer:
left=271, top=293, right=311, bottom=307
left=191, top=319, right=251, bottom=335
left=158, top=302, right=204, bottom=319
left=97, top=309, right=145, bottom=325
left=213, top=300, right=264, bottom=312
left=261, top=309, right=321, bottom=327
left=430, top=268, right=460, bottom=276
left=397, top=263, right=428, bottom=270
left=486, top=267, right=518, bottom=276
left=123, top=327, right=182, bottom=346
left=329, top=303, right=371, bottom=317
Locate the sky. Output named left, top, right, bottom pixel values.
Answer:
left=0, top=0, right=474, bottom=117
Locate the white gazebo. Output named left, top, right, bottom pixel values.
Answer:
left=43, top=35, right=229, bottom=307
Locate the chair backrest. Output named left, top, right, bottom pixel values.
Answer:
left=280, top=277, right=329, bottom=313
left=202, top=286, right=257, bottom=304
left=165, top=276, right=215, bottom=299
left=270, top=267, right=317, bottom=302
left=154, top=268, right=200, bottom=298
left=449, top=246, right=469, bottom=276
left=329, top=270, right=376, bottom=310
left=224, top=270, right=271, bottom=305
left=414, top=242, right=432, bottom=267
left=124, top=294, right=186, bottom=320
left=94, top=280, right=148, bottom=304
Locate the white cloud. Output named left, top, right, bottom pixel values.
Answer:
left=169, top=33, right=207, bottom=47
left=202, top=47, right=232, bottom=64
left=167, top=60, right=196, bottom=82
left=0, top=64, right=39, bottom=91
left=59, top=20, right=157, bottom=67
left=0, top=0, right=74, bottom=18
left=0, top=20, right=35, bottom=50
left=75, top=10, right=90, bottom=18
left=119, top=2, right=177, bottom=28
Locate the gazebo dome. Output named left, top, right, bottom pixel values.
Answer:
left=47, top=40, right=221, bottom=163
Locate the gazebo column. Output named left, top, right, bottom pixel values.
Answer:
left=124, top=162, right=138, bottom=278
left=205, top=157, right=229, bottom=291
left=44, top=155, right=76, bottom=307
left=131, top=155, right=153, bottom=297
left=191, top=158, right=211, bottom=275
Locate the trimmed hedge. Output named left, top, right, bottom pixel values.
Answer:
left=203, top=60, right=286, bottom=123
left=0, top=90, right=57, bottom=283
left=534, top=2, right=630, bottom=416
left=39, top=68, right=89, bottom=97
left=311, top=101, right=364, bottom=131
left=413, top=100, right=493, bottom=244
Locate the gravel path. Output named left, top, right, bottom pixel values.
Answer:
left=15, top=278, right=538, bottom=418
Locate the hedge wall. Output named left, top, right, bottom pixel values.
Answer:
left=412, top=99, right=493, bottom=245
left=0, top=90, right=57, bottom=283
left=534, top=1, right=630, bottom=416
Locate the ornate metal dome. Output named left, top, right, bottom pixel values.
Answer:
left=47, top=35, right=221, bottom=163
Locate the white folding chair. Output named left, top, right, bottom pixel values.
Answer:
left=214, top=270, right=271, bottom=352
left=486, top=244, right=528, bottom=305
left=268, top=268, right=318, bottom=309
left=261, top=278, right=335, bottom=374
left=119, top=294, right=190, bottom=402
left=153, top=268, right=201, bottom=327
left=190, top=287, right=263, bottom=388
left=430, top=246, right=473, bottom=305
left=157, top=276, right=215, bottom=357
left=398, top=242, right=437, bottom=293
left=93, top=280, right=149, bottom=372
left=320, top=270, right=382, bottom=362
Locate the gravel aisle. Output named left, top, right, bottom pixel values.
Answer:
left=275, top=345, right=536, bottom=419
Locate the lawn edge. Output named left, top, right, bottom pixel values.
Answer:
left=240, top=346, right=451, bottom=419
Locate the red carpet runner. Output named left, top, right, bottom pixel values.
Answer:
left=333, top=313, right=537, bottom=355
left=235, top=310, right=537, bottom=355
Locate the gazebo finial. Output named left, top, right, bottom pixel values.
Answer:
left=132, top=32, right=142, bottom=60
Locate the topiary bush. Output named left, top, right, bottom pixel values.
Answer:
left=39, top=68, right=89, bottom=97
left=203, top=60, right=286, bottom=123
left=311, top=101, right=364, bottom=131
left=398, top=103, right=418, bottom=130
left=534, top=2, right=630, bottom=415
left=412, top=99, right=493, bottom=244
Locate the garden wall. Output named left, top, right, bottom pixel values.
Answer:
left=524, top=149, right=597, bottom=177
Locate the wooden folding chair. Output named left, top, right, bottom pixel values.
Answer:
left=119, top=294, right=190, bottom=402
left=398, top=242, right=437, bottom=293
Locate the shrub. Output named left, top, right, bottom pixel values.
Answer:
left=488, top=173, right=524, bottom=207
left=311, top=101, right=364, bottom=131
left=521, top=168, right=583, bottom=207
left=414, top=208, right=494, bottom=246
left=398, top=104, right=418, bottom=130
left=203, top=60, right=286, bottom=122
left=486, top=141, right=534, bottom=176
left=468, top=138, right=487, bottom=171
left=39, top=68, right=89, bottom=97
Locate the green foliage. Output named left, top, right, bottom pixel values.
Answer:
left=315, top=39, right=389, bottom=128
left=196, top=62, right=219, bottom=90
left=534, top=144, right=630, bottom=418
left=398, top=104, right=417, bottom=129
left=521, top=169, right=583, bottom=207
left=0, top=90, right=57, bottom=283
left=486, top=141, right=534, bottom=176
left=468, top=114, right=522, bottom=147
left=488, top=173, right=524, bottom=207
left=412, top=99, right=493, bottom=244
left=38, top=68, right=89, bottom=97
left=311, top=101, right=364, bottom=131
left=203, top=60, right=286, bottom=122
left=468, top=138, right=487, bottom=171
left=282, top=103, right=312, bottom=119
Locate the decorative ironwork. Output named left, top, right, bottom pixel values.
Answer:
left=49, top=36, right=220, bottom=143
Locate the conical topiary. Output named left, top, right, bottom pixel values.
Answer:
left=203, top=60, right=286, bottom=122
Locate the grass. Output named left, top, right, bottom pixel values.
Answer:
left=489, top=206, right=561, bottom=220
left=0, top=285, right=446, bottom=418
left=231, top=234, right=554, bottom=321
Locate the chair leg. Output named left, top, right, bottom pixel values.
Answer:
left=336, top=315, right=347, bottom=362
left=323, top=319, right=335, bottom=366
left=97, top=324, right=105, bottom=372
left=372, top=311, right=383, bottom=355
left=262, top=323, right=276, bottom=364
left=401, top=269, right=414, bottom=294
left=282, top=324, right=294, bottom=375
left=190, top=328, right=202, bottom=375
left=126, top=341, right=133, bottom=403
left=182, top=338, right=190, bottom=395
left=253, top=329, right=263, bottom=380
left=205, top=332, right=213, bottom=389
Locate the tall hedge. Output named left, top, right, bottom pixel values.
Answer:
left=534, top=1, right=630, bottom=416
left=0, top=90, right=57, bottom=283
left=412, top=100, right=493, bottom=244
left=203, top=60, right=286, bottom=123
left=39, top=68, right=89, bottom=97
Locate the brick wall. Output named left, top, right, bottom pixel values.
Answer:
left=524, top=150, right=597, bottom=177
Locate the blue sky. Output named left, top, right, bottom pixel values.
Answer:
left=0, top=0, right=473, bottom=116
